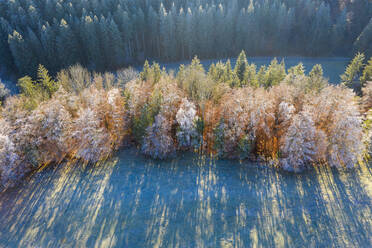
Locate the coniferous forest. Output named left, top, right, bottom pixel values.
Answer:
left=0, top=0, right=371, bottom=76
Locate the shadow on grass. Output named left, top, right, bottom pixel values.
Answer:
left=0, top=149, right=371, bottom=247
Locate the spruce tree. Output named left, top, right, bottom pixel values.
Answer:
left=0, top=18, right=14, bottom=71
left=27, top=28, right=43, bottom=66
left=82, top=16, right=102, bottom=70
left=40, top=23, right=58, bottom=73
left=108, top=19, right=125, bottom=68
left=37, top=64, right=58, bottom=98
left=140, top=60, right=151, bottom=81
left=159, top=4, right=170, bottom=60
left=185, top=8, right=195, bottom=59
left=264, top=58, right=286, bottom=87
left=176, top=8, right=186, bottom=60
left=288, top=63, right=305, bottom=76
left=311, top=2, right=332, bottom=55
left=361, top=58, right=372, bottom=86
left=135, top=8, right=146, bottom=56
left=353, top=18, right=372, bottom=58
left=147, top=6, right=159, bottom=58
left=341, top=53, right=365, bottom=87
left=235, top=51, right=248, bottom=83
left=122, top=11, right=134, bottom=60
left=97, top=16, right=111, bottom=68
left=332, top=10, right=349, bottom=55
left=309, top=64, right=323, bottom=78
left=56, top=19, right=78, bottom=69
left=223, top=59, right=237, bottom=87
left=244, top=64, right=258, bottom=87
left=151, top=62, right=161, bottom=84
left=215, top=4, right=226, bottom=57
left=8, top=30, right=37, bottom=75
left=27, top=5, right=40, bottom=30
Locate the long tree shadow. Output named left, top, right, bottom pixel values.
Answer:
left=0, top=150, right=371, bottom=248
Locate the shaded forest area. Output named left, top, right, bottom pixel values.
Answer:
left=0, top=0, right=371, bottom=77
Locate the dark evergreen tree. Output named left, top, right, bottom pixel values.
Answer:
left=28, top=28, right=43, bottom=61
left=332, top=10, right=350, bottom=55
left=234, top=50, right=248, bottom=83
left=81, top=15, right=102, bottom=70
left=353, top=18, right=372, bottom=58
left=0, top=18, right=15, bottom=71
left=56, top=19, right=78, bottom=69
left=98, top=16, right=112, bottom=68
left=40, top=23, right=58, bottom=73
left=108, top=18, right=126, bottom=68
left=311, top=2, right=332, bottom=55
left=8, top=30, right=37, bottom=75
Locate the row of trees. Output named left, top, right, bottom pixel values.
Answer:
left=0, top=52, right=371, bottom=188
left=341, top=53, right=372, bottom=94
left=0, top=0, right=371, bottom=76
left=0, top=64, right=137, bottom=188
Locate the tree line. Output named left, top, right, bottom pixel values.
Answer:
left=0, top=0, right=371, bottom=76
left=1, top=52, right=371, bottom=188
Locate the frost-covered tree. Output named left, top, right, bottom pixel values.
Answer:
left=21, top=93, right=73, bottom=164
left=57, top=64, right=92, bottom=93
left=0, top=120, right=20, bottom=188
left=107, top=88, right=129, bottom=145
left=277, top=101, right=295, bottom=128
left=72, top=107, right=111, bottom=162
left=307, top=86, right=365, bottom=168
left=142, top=113, right=175, bottom=159
left=327, top=113, right=364, bottom=168
left=176, top=98, right=198, bottom=148
left=281, top=111, right=326, bottom=172
left=115, top=67, right=138, bottom=88
left=218, top=89, right=253, bottom=157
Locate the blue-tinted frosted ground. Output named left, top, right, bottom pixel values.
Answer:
left=142, top=57, right=350, bottom=84
left=0, top=149, right=371, bottom=248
